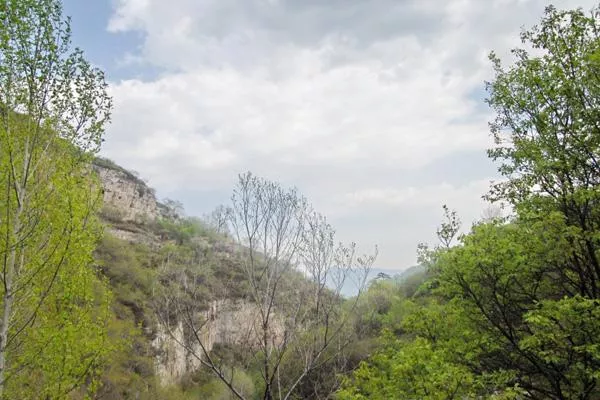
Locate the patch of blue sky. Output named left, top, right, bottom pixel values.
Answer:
left=62, top=0, right=162, bottom=81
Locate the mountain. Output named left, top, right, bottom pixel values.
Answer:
left=395, top=264, right=426, bottom=282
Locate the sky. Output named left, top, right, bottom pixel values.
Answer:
left=62, top=0, right=597, bottom=270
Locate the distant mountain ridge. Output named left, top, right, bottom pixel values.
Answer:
left=334, top=265, right=427, bottom=297
left=394, top=264, right=426, bottom=282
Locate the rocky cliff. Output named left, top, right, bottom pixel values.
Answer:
left=94, top=159, right=163, bottom=246
left=153, top=299, right=284, bottom=385
left=94, top=158, right=277, bottom=386
left=94, top=161, right=159, bottom=223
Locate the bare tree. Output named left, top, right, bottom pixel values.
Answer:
left=436, top=204, right=461, bottom=249
left=204, top=204, right=232, bottom=237
left=156, top=172, right=375, bottom=400
left=418, top=205, right=462, bottom=271
left=480, top=203, right=505, bottom=222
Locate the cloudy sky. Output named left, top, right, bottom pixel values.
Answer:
left=62, top=0, right=597, bottom=270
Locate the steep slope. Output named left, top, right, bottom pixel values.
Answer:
left=91, top=159, right=372, bottom=400
left=92, top=158, right=263, bottom=398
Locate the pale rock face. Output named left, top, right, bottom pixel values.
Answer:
left=153, top=321, right=203, bottom=386
left=95, top=165, right=159, bottom=222
left=105, top=227, right=158, bottom=247
left=94, top=163, right=284, bottom=385
left=153, top=299, right=285, bottom=385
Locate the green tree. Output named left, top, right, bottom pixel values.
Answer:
left=340, top=4, right=600, bottom=399
left=487, top=4, right=600, bottom=299
left=0, top=0, right=112, bottom=396
left=480, top=6, right=600, bottom=394
left=435, top=218, right=594, bottom=398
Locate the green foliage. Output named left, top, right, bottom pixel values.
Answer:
left=8, top=275, right=114, bottom=399
left=342, top=214, right=600, bottom=398
left=94, top=233, right=181, bottom=399
left=520, top=296, right=600, bottom=396
left=0, top=114, right=113, bottom=398
left=338, top=336, right=477, bottom=400
left=486, top=4, right=600, bottom=212
left=0, top=0, right=113, bottom=396
left=155, top=216, right=223, bottom=245
left=340, top=291, right=518, bottom=399
left=340, top=5, right=600, bottom=400
left=192, top=369, right=255, bottom=400
left=98, top=235, right=156, bottom=292
left=92, top=216, right=255, bottom=398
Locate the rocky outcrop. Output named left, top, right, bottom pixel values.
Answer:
left=92, top=159, right=282, bottom=385
left=105, top=226, right=159, bottom=247
left=153, top=321, right=202, bottom=386
left=94, top=164, right=159, bottom=223
left=153, top=299, right=284, bottom=385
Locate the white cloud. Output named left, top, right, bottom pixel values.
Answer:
left=102, top=0, right=598, bottom=268
left=341, top=179, right=492, bottom=209
left=330, top=179, right=495, bottom=269
left=104, top=32, right=490, bottom=184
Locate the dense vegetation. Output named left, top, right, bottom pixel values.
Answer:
left=0, top=0, right=112, bottom=397
left=92, top=216, right=253, bottom=399
left=1, top=1, right=600, bottom=399
left=339, top=6, right=600, bottom=400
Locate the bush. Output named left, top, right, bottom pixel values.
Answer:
left=100, top=205, right=126, bottom=223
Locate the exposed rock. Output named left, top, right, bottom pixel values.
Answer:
left=153, top=321, right=202, bottom=386
left=94, top=164, right=159, bottom=223
left=105, top=227, right=160, bottom=248
left=92, top=159, right=281, bottom=386
left=153, top=299, right=285, bottom=385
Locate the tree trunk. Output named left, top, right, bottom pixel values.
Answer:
left=0, top=203, right=22, bottom=397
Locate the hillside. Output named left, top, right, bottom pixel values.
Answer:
left=92, top=158, right=254, bottom=397
left=91, top=159, right=376, bottom=399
